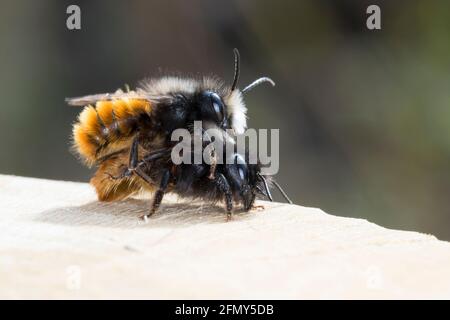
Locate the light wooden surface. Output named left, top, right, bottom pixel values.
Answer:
left=1, top=174, right=450, bottom=299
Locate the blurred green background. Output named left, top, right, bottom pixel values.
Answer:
left=1, top=0, right=450, bottom=239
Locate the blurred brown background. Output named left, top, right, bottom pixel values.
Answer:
left=1, top=0, right=450, bottom=239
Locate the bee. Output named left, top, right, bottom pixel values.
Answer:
left=68, top=49, right=290, bottom=220
left=103, top=137, right=291, bottom=221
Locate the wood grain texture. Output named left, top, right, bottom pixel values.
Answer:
left=1, top=174, right=449, bottom=299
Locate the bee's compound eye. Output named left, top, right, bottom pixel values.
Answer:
left=238, top=167, right=246, bottom=180
left=234, top=153, right=246, bottom=165
left=234, top=154, right=247, bottom=180
left=209, top=92, right=224, bottom=123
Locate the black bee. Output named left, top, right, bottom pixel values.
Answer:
left=110, top=136, right=291, bottom=220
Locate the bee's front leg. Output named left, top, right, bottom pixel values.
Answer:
left=215, top=173, right=233, bottom=221
left=202, top=130, right=217, bottom=180
left=251, top=204, right=266, bottom=211
left=208, top=147, right=217, bottom=180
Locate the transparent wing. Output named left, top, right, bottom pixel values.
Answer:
left=65, top=92, right=151, bottom=106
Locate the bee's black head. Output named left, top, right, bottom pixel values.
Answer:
left=197, top=91, right=228, bottom=129
left=224, top=153, right=273, bottom=209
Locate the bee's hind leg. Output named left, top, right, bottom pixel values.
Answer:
left=216, top=173, right=233, bottom=221
left=106, top=135, right=139, bottom=180
left=138, top=169, right=171, bottom=221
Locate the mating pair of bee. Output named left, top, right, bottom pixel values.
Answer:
left=68, top=49, right=291, bottom=221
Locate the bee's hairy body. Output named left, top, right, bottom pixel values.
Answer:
left=71, top=76, right=247, bottom=203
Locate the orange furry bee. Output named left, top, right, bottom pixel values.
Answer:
left=68, top=50, right=284, bottom=219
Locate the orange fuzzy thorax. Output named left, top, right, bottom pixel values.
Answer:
left=72, top=99, right=152, bottom=166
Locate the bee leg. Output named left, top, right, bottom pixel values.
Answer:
left=128, top=135, right=139, bottom=169
left=208, top=147, right=217, bottom=180
left=105, top=170, right=132, bottom=180
left=106, top=136, right=139, bottom=180
left=245, top=192, right=257, bottom=211
left=201, top=130, right=217, bottom=180
left=138, top=169, right=171, bottom=221
left=216, top=173, right=233, bottom=221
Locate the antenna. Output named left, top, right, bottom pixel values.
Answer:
left=257, top=173, right=273, bottom=202
left=231, top=48, right=240, bottom=91
left=272, top=180, right=293, bottom=204
left=242, top=77, right=275, bottom=94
